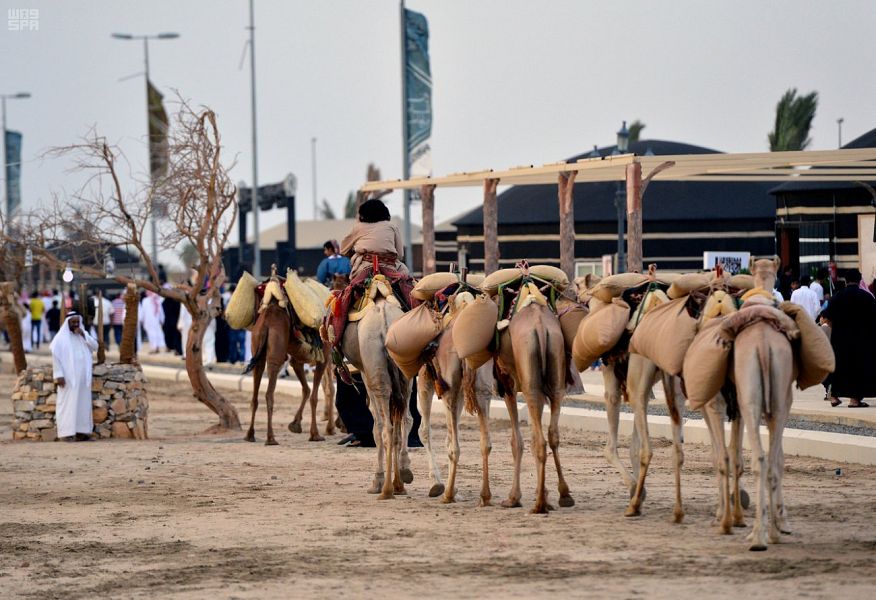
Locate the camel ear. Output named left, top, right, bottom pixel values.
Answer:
left=773, top=256, right=781, bottom=271
left=749, top=256, right=757, bottom=271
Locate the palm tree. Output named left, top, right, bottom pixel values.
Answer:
left=343, top=192, right=356, bottom=219
left=768, top=88, right=818, bottom=151
left=628, top=120, right=645, bottom=144
left=319, top=199, right=336, bottom=220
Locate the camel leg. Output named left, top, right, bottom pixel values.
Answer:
left=365, top=392, right=385, bottom=495
left=264, top=364, right=281, bottom=446
left=441, top=392, right=463, bottom=504
left=663, top=373, right=686, bottom=524
left=501, top=393, right=524, bottom=509
left=288, top=361, right=310, bottom=434
left=702, top=398, right=732, bottom=534
left=602, top=366, right=634, bottom=490
left=730, top=415, right=746, bottom=527
left=391, top=416, right=407, bottom=495
left=525, top=395, right=551, bottom=514
left=244, top=359, right=265, bottom=442
left=378, top=407, right=395, bottom=500
left=307, top=363, right=326, bottom=442
left=738, top=385, right=768, bottom=550
left=625, top=354, right=656, bottom=517
left=476, top=395, right=493, bottom=507
left=321, top=362, right=336, bottom=435
left=417, top=373, right=445, bottom=497
left=399, top=393, right=414, bottom=486
left=548, top=391, right=574, bottom=508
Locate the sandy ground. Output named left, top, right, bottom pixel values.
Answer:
left=2, top=374, right=876, bottom=599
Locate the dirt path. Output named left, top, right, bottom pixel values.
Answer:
left=1, top=374, right=875, bottom=599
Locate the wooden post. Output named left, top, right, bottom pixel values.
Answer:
left=483, top=178, right=500, bottom=274
left=420, top=184, right=437, bottom=275
left=558, top=171, right=577, bottom=280
left=626, top=162, right=643, bottom=273
left=96, top=290, right=106, bottom=365
left=78, top=283, right=88, bottom=327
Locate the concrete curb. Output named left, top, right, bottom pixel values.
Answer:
left=4, top=353, right=875, bottom=465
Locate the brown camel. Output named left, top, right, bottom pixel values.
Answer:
left=341, top=293, right=414, bottom=499
left=494, top=303, right=574, bottom=513
left=244, top=299, right=333, bottom=444
left=417, top=319, right=495, bottom=505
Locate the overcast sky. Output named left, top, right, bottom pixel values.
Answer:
left=3, top=0, right=876, bottom=236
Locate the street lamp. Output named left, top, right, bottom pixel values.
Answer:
left=614, top=121, right=630, bottom=273
left=2, top=91, right=31, bottom=226
left=111, top=31, right=180, bottom=267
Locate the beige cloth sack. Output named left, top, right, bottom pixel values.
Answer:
left=630, top=296, right=698, bottom=375
left=464, top=273, right=485, bottom=288
left=284, top=271, right=324, bottom=329
left=572, top=298, right=629, bottom=371
left=305, top=278, right=332, bottom=305
left=558, top=303, right=588, bottom=355
left=385, top=304, right=442, bottom=376
left=225, top=271, right=258, bottom=329
left=480, top=268, right=523, bottom=295
left=779, top=301, right=835, bottom=390
left=729, top=274, right=755, bottom=290
left=452, top=295, right=498, bottom=359
left=529, top=265, right=570, bottom=291
left=667, top=273, right=711, bottom=299
left=627, top=288, right=670, bottom=330
left=590, top=273, right=650, bottom=303
left=682, top=317, right=730, bottom=410
left=412, top=272, right=459, bottom=300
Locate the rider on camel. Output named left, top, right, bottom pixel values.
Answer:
left=340, top=199, right=410, bottom=278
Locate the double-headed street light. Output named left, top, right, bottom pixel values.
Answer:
left=111, top=31, right=180, bottom=266
left=614, top=121, right=630, bottom=274
left=2, top=91, right=31, bottom=226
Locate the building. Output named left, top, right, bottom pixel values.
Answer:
left=449, top=140, right=777, bottom=276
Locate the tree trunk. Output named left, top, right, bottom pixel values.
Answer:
left=483, top=178, right=499, bottom=275
left=558, top=171, right=577, bottom=281
left=625, top=162, right=643, bottom=273
left=184, top=302, right=241, bottom=431
left=420, top=184, right=436, bottom=275
left=0, top=283, right=27, bottom=373
left=79, top=283, right=89, bottom=328
left=96, top=290, right=106, bottom=364
left=120, top=283, right=139, bottom=364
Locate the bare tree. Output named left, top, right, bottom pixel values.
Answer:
left=11, top=101, right=241, bottom=431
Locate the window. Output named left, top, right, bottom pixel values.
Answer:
left=574, top=261, right=603, bottom=278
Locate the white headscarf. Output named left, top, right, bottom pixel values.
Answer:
left=51, top=313, right=97, bottom=380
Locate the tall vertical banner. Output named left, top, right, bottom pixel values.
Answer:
left=5, top=130, right=22, bottom=218
left=147, top=79, right=169, bottom=215
left=404, top=8, right=432, bottom=180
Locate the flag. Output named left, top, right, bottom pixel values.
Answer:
left=404, top=8, right=432, bottom=179
left=4, top=130, right=22, bottom=218
left=147, top=79, right=169, bottom=215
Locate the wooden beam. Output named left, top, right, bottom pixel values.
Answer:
left=626, top=162, right=643, bottom=273
left=420, top=184, right=437, bottom=275
left=483, top=178, right=500, bottom=274
left=558, top=171, right=577, bottom=280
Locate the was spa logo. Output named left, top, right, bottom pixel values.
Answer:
left=8, top=8, right=39, bottom=31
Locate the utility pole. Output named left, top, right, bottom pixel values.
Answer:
left=248, top=0, right=261, bottom=276
left=1, top=92, right=32, bottom=228
left=311, top=137, right=318, bottom=219
left=399, top=0, right=413, bottom=270
left=837, top=117, right=844, bottom=148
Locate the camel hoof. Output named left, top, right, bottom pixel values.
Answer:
left=400, top=468, right=414, bottom=484
left=479, top=497, right=492, bottom=507
left=428, top=483, right=445, bottom=498
left=288, top=421, right=303, bottom=434
left=749, top=543, right=768, bottom=552
left=530, top=505, right=549, bottom=515
left=308, top=434, right=325, bottom=442
left=377, top=492, right=395, bottom=500
left=440, top=494, right=455, bottom=504
left=559, top=496, right=575, bottom=508
left=624, top=506, right=641, bottom=518
left=244, top=433, right=255, bottom=443
left=367, top=478, right=384, bottom=494
left=734, top=520, right=747, bottom=528
left=265, top=439, right=278, bottom=446
left=394, top=487, right=408, bottom=496
left=501, top=498, right=522, bottom=509
left=732, top=490, right=751, bottom=510
left=326, top=426, right=336, bottom=436
left=545, top=504, right=557, bottom=512
left=673, top=511, right=685, bottom=524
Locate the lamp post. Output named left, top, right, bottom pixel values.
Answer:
left=2, top=91, right=31, bottom=226
left=837, top=117, right=844, bottom=148
left=111, top=31, right=179, bottom=267
left=614, top=120, right=630, bottom=274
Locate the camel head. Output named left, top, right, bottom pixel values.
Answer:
left=749, top=256, right=780, bottom=292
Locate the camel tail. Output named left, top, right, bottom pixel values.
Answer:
left=243, top=314, right=268, bottom=375
left=388, top=356, right=408, bottom=424
left=535, top=324, right=552, bottom=399
left=758, top=338, right=772, bottom=418
left=463, top=363, right=479, bottom=416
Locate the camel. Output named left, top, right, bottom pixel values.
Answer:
left=494, top=303, right=574, bottom=513
left=341, top=289, right=414, bottom=499
left=733, top=318, right=796, bottom=550
left=417, top=319, right=495, bottom=505
left=245, top=298, right=333, bottom=444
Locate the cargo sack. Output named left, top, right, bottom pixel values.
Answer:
left=729, top=274, right=755, bottom=290
left=529, top=264, right=570, bottom=292
left=627, top=288, right=670, bottom=331
left=719, top=304, right=799, bottom=345
left=480, top=268, right=523, bottom=295
left=385, top=304, right=442, bottom=377
left=572, top=298, right=629, bottom=371
left=682, top=318, right=730, bottom=410
left=630, top=296, right=698, bottom=375
left=284, top=271, right=324, bottom=329
left=464, top=273, right=485, bottom=289
left=452, top=294, right=499, bottom=360
left=225, top=271, right=258, bottom=329
left=412, top=272, right=460, bottom=301
left=779, top=301, right=835, bottom=390
left=557, top=300, right=588, bottom=355
left=304, top=278, right=332, bottom=306
left=702, top=290, right=738, bottom=320
left=667, top=273, right=711, bottom=299
left=590, top=273, right=650, bottom=303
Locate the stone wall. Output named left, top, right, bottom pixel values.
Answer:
left=11, top=363, right=149, bottom=441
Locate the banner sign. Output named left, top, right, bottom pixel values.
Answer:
left=5, top=130, right=22, bottom=217
left=404, top=8, right=432, bottom=180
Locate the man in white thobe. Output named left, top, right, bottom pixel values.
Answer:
left=790, top=277, right=821, bottom=320
left=51, top=313, right=98, bottom=442
left=139, top=290, right=166, bottom=353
